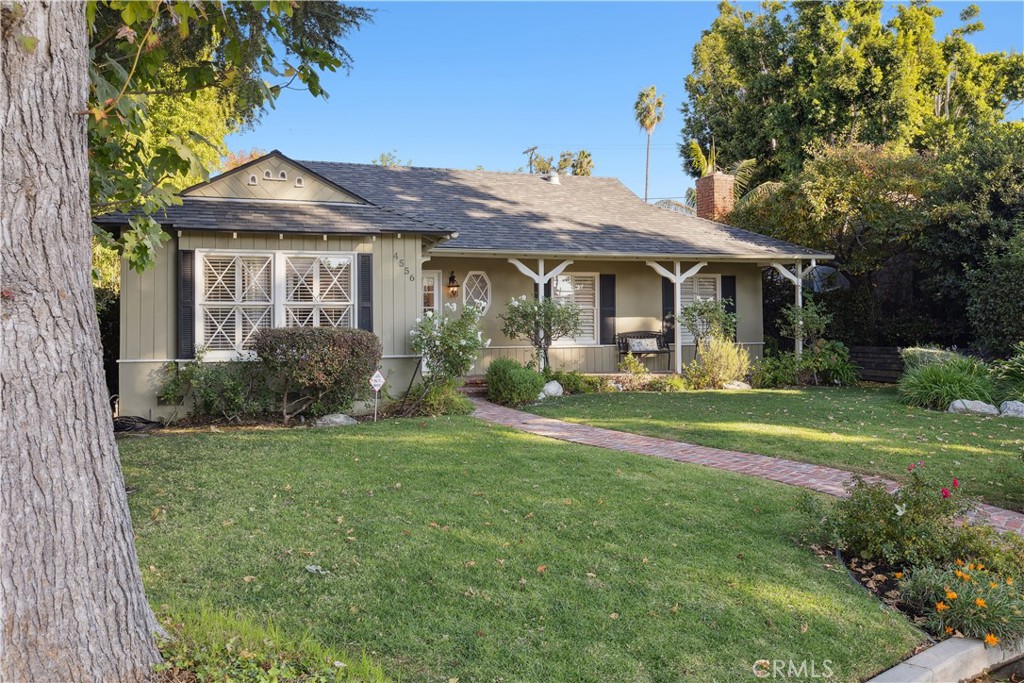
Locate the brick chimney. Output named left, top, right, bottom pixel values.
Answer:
left=695, top=172, right=735, bottom=221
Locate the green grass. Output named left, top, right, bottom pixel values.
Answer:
left=526, top=386, right=1024, bottom=511
left=122, top=418, right=921, bottom=683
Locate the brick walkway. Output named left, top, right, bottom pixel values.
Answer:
left=470, top=398, right=1024, bottom=537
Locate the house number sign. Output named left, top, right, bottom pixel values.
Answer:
left=393, top=252, right=416, bottom=282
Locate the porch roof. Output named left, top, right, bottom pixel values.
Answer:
left=302, top=160, right=832, bottom=262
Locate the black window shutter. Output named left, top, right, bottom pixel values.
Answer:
left=543, top=281, right=551, bottom=298
left=599, top=274, right=616, bottom=345
left=358, top=253, right=373, bottom=332
left=661, top=276, right=674, bottom=341
left=177, top=249, right=195, bottom=359
left=721, top=275, right=737, bottom=340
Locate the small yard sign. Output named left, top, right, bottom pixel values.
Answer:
left=370, top=370, right=386, bottom=421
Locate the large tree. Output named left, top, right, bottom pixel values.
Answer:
left=2, top=2, right=370, bottom=680
left=681, top=1, right=1024, bottom=181
left=2, top=2, right=162, bottom=680
left=634, top=85, right=664, bottom=202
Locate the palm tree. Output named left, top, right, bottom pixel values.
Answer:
left=634, top=86, right=664, bottom=203
left=682, top=139, right=779, bottom=209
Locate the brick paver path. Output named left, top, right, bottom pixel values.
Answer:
left=471, top=398, right=1024, bottom=537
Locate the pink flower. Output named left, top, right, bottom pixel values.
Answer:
left=942, top=488, right=951, bottom=499
left=908, top=463, right=916, bottom=471
left=953, top=478, right=960, bottom=489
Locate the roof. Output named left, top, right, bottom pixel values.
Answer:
left=300, top=161, right=831, bottom=261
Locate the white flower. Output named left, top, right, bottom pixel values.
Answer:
left=333, top=661, right=346, bottom=668
left=415, top=317, right=422, bottom=324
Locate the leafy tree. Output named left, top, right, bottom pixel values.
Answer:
left=682, top=139, right=769, bottom=208
left=678, top=298, right=737, bottom=347
left=530, top=149, right=593, bottom=176
left=499, top=296, right=582, bottom=369
left=223, top=147, right=268, bottom=171
left=681, top=1, right=1024, bottom=181
left=571, top=149, right=594, bottom=176
left=371, top=149, right=410, bottom=167
left=777, top=297, right=833, bottom=347
left=2, top=2, right=371, bottom=679
left=634, top=85, right=664, bottom=202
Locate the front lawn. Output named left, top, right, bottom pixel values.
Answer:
left=122, top=418, right=922, bottom=682
left=526, top=386, right=1024, bottom=511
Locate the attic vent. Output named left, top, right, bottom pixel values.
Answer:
left=294, top=177, right=304, bottom=188
left=279, top=170, right=287, bottom=180
left=248, top=174, right=258, bottom=186
left=544, top=171, right=560, bottom=185
left=263, top=169, right=272, bottom=179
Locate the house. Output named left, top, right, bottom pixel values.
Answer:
left=97, top=151, right=830, bottom=419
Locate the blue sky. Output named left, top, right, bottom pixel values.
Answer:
left=228, top=1, right=1024, bottom=203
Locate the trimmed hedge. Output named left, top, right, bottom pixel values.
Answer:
left=485, top=358, right=544, bottom=407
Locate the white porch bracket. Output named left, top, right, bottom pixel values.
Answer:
left=770, top=260, right=810, bottom=357
left=645, top=260, right=708, bottom=375
left=507, top=258, right=574, bottom=369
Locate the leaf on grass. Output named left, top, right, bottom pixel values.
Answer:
left=305, top=564, right=330, bottom=575
left=242, top=575, right=256, bottom=583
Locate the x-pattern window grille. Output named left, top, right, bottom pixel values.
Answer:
left=200, top=254, right=273, bottom=351
left=462, top=272, right=491, bottom=314
left=284, top=255, right=354, bottom=329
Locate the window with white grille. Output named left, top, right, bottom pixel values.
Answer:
left=463, top=271, right=491, bottom=314
left=678, top=274, right=721, bottom=344
left=284, top=255, right=354, bottom=329
left=422, top=270, right=441, bottom=317
left=195, top=250, right=357, bottom=357
left=552, top=273, right=598, bottom=344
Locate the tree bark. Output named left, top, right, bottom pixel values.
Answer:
left=1, top=3, right=162, bottom=681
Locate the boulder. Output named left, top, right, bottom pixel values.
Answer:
left=947, top=399, right=999, bottom=416
left=724, top=381, right=752, bottom=390
left=315, top=413, right=358, bottom=427
left=537, top=380, right=564, bottom=400
left=1000, top=401, right=1024, bottom=419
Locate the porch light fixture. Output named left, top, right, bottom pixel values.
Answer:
left=447, top=271, right=460, bottom=298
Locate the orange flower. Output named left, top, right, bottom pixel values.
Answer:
left=945, top=626, right=954, bottom=635
left=991, top=582, right=999, bottom=589
left=955, top=570, right=966, bottom=580
left=956, top=559, right=965, bottom=567
left=976, top=598, right=988, bottom=608
left=969, top=563, right=976, bottom=571
left=894, top=572, right=904, bottom=579
left=936, top=602, right=949, bottom=612
left=978, top=563, right=986, bottom=570
left=946, top=590, right=958, bottom=600
left=1008, top=577, right=1015, bottom=586
left=985, top=633, right=1000, bottom=647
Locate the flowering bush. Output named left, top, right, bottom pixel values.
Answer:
left=498, top=296, right=581, bottom=369
left=822, top=465, right=973, bottom=568
left=617, top=352, right=651, bottom=391
left=254, top=327, right=382, bottom=423
left=901, top=563, right=1024, bottom=646
left=409, top=303, right=489, bottom=386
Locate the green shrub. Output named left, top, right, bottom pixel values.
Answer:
left=751, top=353, right=800, bottom=388
left=900, top=345, right=961, bottom=370
left=801, top=340, right=859, bottom=386
left=686, top=336, right=750, bottom=389
left=254, top=327, right=382, bottom=423
left=901, top=564, right=1024, bottom=646
left=402, top=380, right=474, bottom=417
left=160, top=351, right=272, bottom=423
left=822, top=468, right=972, bottom=568
left=993, top=341, right=1024, bottom=401
left=546, top=370, right=598, bottom=395
left=897, top=355, right=996, bottom=411
left=966, top=243, right=1024, bottom=356
left=678, top=298, right=737, bottom=347
left=485, top=358, right=545, bottom=407
left=646, top=374, right=689, bottom=393
left=617, top=352, right=651, bottom=391
left=156, top=606, right=386, bottom=682
left=409, top=303, right=488, bottom=385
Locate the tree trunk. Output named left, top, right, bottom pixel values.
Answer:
left=1, top=3, right=162, bottom=681
left=644, top=132, right=651, bottom=203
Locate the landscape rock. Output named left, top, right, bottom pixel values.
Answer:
left=724, top=381, right=752, bottom=390
left=1000, top=401, right=1024, bottom=418
left=947, top=399, right=999, bottom=416
left=541, top=380, right=563, bottom=398
left=315, top=413, right=358, bottom=427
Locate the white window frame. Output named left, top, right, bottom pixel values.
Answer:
left=422, top=269, right=442, bottom=318
left=678, top=273, right=721, bottom=345
left=462, top=271, right=491, bottom=314
left=194, top=248, right=358, bottom=360
left=551, top=272, right=600, bottom=346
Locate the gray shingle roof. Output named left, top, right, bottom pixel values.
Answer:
left=301, top=161, right=830, bottom=260
left=93, top=197, right=451, bottom=237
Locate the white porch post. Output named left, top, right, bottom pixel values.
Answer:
left=645, top=260, right=708, bottom=374
left=507, top=257, right=574, bottom=370
left=770, top=260, right=808, bottom=357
